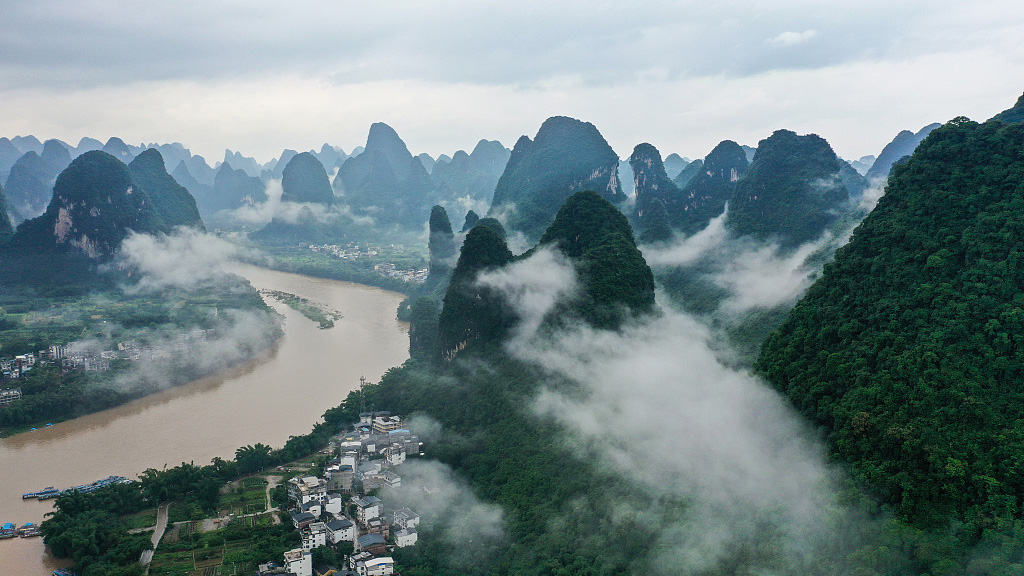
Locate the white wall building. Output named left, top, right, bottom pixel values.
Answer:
left=284, top=548, right=313, bottom=576
left=395, top=528, right=418, bottom=548
left=301, top=522, right=327, bottom=551
left=355, top=556, right=395, bottom=576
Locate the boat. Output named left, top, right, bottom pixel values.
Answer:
left=23, top=486, right=59, bottom=499
left=18, top=522, right=42, bottom=537
left=0, top=522, right=15, bottom=539
left=64, top=475, right=131, bottom=495
left=54, top=570, right=81, bottom=576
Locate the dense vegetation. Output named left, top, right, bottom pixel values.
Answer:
left=128, top=148, right=205, bottom=230
left=0, top=181, right=13, bottom=242
left=673, top=140, right=748, bottom=235
left=280, top=151, right=335, bottom=205
left=991, top=92, right=1024, bottom=125
left=489, top=116, right=625, bottom=241
left=7, top=151, right=167, bottom=259
left=727, top=129, right=852, bottom=247
left=865, top=123, right=942, bottom=182
left=757, top=117, right=1024, bottom=563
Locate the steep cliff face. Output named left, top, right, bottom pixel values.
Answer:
left=9, top=151, right=167, bottom=259
left=726, top=130, right=851, bottom=247
left=673, top=140, right=748, bottom=235
left=489, top=116, right=624, bottom=241
left=629, top=143, right=682, bottom=230
left=128, top=149, right=205, bottom=230
left=281, top=152, right=335, bottom=205
left=437, top=225, right=515, bottom=360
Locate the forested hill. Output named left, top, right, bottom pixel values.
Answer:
left=991, top=91, right=1024, bottom=124
left=756, top=116, right=1024, bottom=533
left=280, top=151, right=335, bottom=205
left=488, top=116, right=624, bottom=241
left=0, top=182, right=13, bottom=243
left=7, top=151, right=167, bottom=259
left=128, top=148, right=205, bottom=230
left=727, top=129, right=852, bottom=247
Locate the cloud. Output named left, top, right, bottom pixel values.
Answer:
left=768, top=30, right=818, bottom=46
left=476, top=248, right=578, bottom=338
left=383, top=459, right=505, bottom=565
left=115, top=227, right=250, bottom=293
left=479, top=247, right=867, bottom=572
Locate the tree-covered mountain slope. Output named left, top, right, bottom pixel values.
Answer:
left=489, top=116, right=624, bottom=241
left=8, top=151, right=167, bottom=259
left=280, top=151, right=335, bottom=205
left=727, top=129, right=852, bottom=247
left=335, top=122, right=438, bottom=226
left=865, top=123, right=941, bottom=182
left=0, top=182, right=13, bottom=243
left=128, top=148, right=205, bottom=230
left=756, top=116, right=1024, bottom=529
left=991, top=91, right=1024, bottom=124
left=674, top=140, right=748, bottom=235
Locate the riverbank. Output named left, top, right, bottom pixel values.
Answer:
left=0, top=265, right=410, bottom=576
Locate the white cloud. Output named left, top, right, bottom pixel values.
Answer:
left=768, top=30, right=818, bottom=46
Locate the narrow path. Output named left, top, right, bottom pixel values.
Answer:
left=139, top=502, right=169, bottom=570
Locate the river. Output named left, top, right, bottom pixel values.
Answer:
left=0, top=265, right=410, bottom=575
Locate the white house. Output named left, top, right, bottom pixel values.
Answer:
left=284, top=548, right=313, bottom=576
left=326, top=517, right=355, bottom=544
left=324, top=494, right=343, bottom=515
left=395, top=527, right=418, bottom=548
left=392, top=508, right=419, bottom=530
left=352, top=496, right=381, bottom=525
left=301, top=522, right=327, bottom=550
left=355, top=556, right=395, bottom=576
left=288, top=476, right=327, bottom=504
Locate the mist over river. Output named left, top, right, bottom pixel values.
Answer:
left=0, top=265, right=410, bottom=575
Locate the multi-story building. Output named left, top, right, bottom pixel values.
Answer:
left=0, top=388, right=22, bottom=407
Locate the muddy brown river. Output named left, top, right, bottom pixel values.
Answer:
left=0, top=265, right=409, bottom=575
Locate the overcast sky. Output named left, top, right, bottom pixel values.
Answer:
left=2, top=0, right=1023, bottom=164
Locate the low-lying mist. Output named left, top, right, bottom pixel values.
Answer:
left=475, top=246, right=877, bottom=573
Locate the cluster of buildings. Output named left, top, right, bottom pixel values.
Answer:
left=0, top=329, right=214, bottom=381
left=307, top=243, right=427, bottom=285
left=371, top=263, right=428, bottom=284
left=267, top=412, right=424, bottom=576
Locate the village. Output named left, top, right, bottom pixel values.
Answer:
left=0, top=329, right=215, bottom=383
left=263, top=410, right=422, bottom=576
left=306, top=243, right=428, bottom=284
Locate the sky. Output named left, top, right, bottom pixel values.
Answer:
left=2, top=0, right=1023, bottom=164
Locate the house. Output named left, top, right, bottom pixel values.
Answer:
left=302, top=522, right=327, bottom=550
left=326, top=517, right=355, bottom=544
left=284, top=548, right=313, bottom=576
left=301, top=500, right=323, bottom=519
left=327, top=465, right=354, bottom=492
left=291, top=511, right=316, bottom=530
left=0, top=388, right=22, bottom=407
left=395, top=527, right=418, bottom=548
left=383, top=445, right=405, bottom=466
left=324, top=493, right=344, bottom=515
left=382, top=471, right=401, bottom=488
left=289, top=476, right=327, bottom=504
left=355, top=533, right=387, bottom=556
left=352, top=496, right=381, bottom=525
left=392, top=508, right=419, bottom=530
left=372, top=415, right=403, bottom=434
left=353, top=556, right=394, bottom=576
left=365, top=517, right=390, bottom=538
